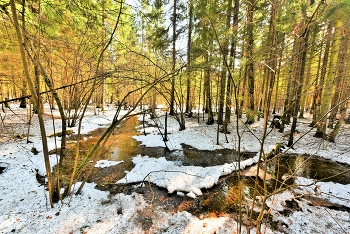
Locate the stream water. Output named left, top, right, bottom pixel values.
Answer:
left=83, top=116, right=350, bottom=216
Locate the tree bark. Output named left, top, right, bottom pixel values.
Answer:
left=204, top=51, right=214, bottom=125
left=287, top=5, right=310, bottom=147
left=217, top=0, right=232, bottom=125
left=101, top=0, right=106, bottom=111
left=246, top=0, right=255, bottom=116
left=313, top=21, right=333, bottom=130
left=169, top=0, right=177, bottom=116
left=223, top=0, right=239, bottom=133
left=299, top=24, right=318, bottom=118
left=10, top=0, right=54, bottom=207
left=185, top=0, right=193, bottom=114
left=327, top=25, right=348, bottom=131
left=272, top=33, right=285, bottom=114
left=315, top=20, right=342, bottom=138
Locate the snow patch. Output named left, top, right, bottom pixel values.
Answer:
left=94, top=160, right=124, bottom=168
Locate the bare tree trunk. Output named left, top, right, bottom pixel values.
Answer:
left=329, top=104, right=347, bottom=142
left=313, top=22, right=333, bottom=130
left=101, top=0, right=106, bottom=111
left=253, top=1, right=279, bottom=230
left=310, top=27, right=325, bottom=126
left=238, top=63, right=246, bottom=119
left=272, top=33, right=285, bottom=114
left=315, top=20, right=342, bottom=138
left=169, top=0, right=177, bottom=116
left=217, top=0, right=233, bottom=126
left=327, top=25, right=348, bottom=130
left=185, top=0, right=193, bottom=114
left=299, top=24, right=318, bottom=118
left=223, top=0, right=239, bottom=133
left=246, top=0, right=255, bottom=120
left=10, top=0, right=54, bottom=207
left=204, top=52, right=214, bottom=125
left=19, top=0, right=27, bottom=109
left=66, top=1, right=124, bottom=197
left=287, top=4, right=311, bottom=147
left=284, top=38, right=299, bottom=125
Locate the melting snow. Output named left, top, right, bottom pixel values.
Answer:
left=0, top=104, right=349, bottom=233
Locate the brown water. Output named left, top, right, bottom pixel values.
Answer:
left=85, top=116, right=141, bottom=184
left=55, top=116, right=143, bottom=185
left=85, top=116, right=166, bottom=185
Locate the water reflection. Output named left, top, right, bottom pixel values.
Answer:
left=85, top=116, right=141, bottom=184
left=293, top=155, right=310, bottom=178
left=165, top=144, right=255, bottom=167
left=278, top=154, right=350, bottom=184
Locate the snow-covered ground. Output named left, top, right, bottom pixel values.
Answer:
left=0, top=104, right=349, bottom=233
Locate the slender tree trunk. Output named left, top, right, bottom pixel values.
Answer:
left=217, top=0, right=232, bottom=125
left=238, top=62, right=246, bottom=119
left=327, top=25, right=348, bottom=129
left=287, top=5, right=310, bottom=147
left=10, top=0, right=54, bottom=207
left=215, top=72, right=219, bottom=113
left=19, top=0, right=27, bottom=109
left=284, top=38, right=299, bottom=125
left=254, top=1, right=278, bottom=230
left=204, top=51, right=214, bottom=125
left=272, top=33, right=285, bottom=114
left=101, top=0, right=106, bottom=111
left=329, top=104, right=347, bottom=142
left=185, top=0, right=193, bottom=114
left=218, top=66, right=226, bottom=124
left=279, top=37, right=295, bottom=133
left=312, top=21, right=332, bottom=127
left=315, top=20, right=342, bottom=138
left=198, top=73, right=202, bottom=123
left=246, top=0, right=255, bottom=119
left=169, top=0, right=177, bottom=115
left=223, top=0, right=239, bottom=133
left=258, top=69, right=266, bottom=117
left=200, top=4, right=214, bottom=124
left=32, top=2, right=67, bottom=201
left=299, top=24, right=318, bottom=118
left=310, top=28, right=325, bottom=126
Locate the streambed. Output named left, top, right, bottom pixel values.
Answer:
left=80, top=116, right=350, bottom=217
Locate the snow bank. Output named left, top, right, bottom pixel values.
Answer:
left=295, top=177, right=350, bottom=208
left=117, top=154, right=260, bottom=196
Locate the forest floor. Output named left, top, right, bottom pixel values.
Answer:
left=0, top=104, right=350, bottom=233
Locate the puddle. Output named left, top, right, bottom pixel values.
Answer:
left=185, top=154, right=350, bottom=216
left=55, top=116, right=142, bottom=185
left=84, top=116, right=143, bottom=184
left=65, top=117, right=350, bottom=217
left=82, top=117, right=166, bottom=184
left=165, top=144, right=255, bottom=167
left=270, top=154, right=350, bottom=184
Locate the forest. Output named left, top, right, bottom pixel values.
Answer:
left=0, top=0, right=350, bottom=233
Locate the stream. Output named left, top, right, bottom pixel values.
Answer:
left=81, top=116, right=350, bottom=217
